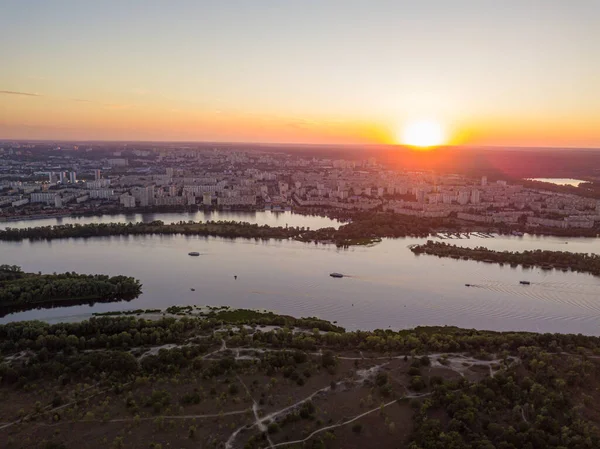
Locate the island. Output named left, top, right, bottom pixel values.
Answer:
left=410, top=240, right=600, bottom=276
left=1, top=306, right=599, bottom=448
left=0, top=264, right=142, bottom=315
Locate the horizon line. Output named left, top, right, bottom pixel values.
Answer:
left=1, top=137, right=599, bottom=151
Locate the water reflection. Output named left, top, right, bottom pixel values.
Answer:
left=0, top=211, right=341, bottom=230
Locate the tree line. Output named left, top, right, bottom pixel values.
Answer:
left=0, top=214, right=464, bottom=247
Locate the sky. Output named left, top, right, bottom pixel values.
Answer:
left=1, top=0, right=599, bottom=147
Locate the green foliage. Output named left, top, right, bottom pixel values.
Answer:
left=321, top=351, right=337, bottom=369
left=0, top=266, right=141, bottom=310
left=145, top=390, right=171, bottom=413
left=412, top=240, right=600, bottom=277
left=411, top=351, right=600, bottom=449
left=267, top=422, right=280, bottom=434
left=299, top=401, right=316, bottom=420
left=375, top=371, right=388, bottom=386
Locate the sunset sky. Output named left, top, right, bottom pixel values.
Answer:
left=1, top=0, right=598, bottom=147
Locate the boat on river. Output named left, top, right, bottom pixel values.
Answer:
left=330, top=272, right=344, bottom=278
left=520, top=280, right=531, bottom=285
left=188, top=252, right=200, bottom=256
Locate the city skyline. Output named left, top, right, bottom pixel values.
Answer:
left=1, top=1, right=599, bottom=147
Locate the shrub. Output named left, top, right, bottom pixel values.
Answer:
left=410, top=376, right=426, bottom=391
left=375, top=372, right=388, bottom=386
left=408, top=366, right=421, bottom=376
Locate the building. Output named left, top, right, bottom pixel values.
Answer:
left=458, top=191, right=470, bottom=205
left=119, top=194, right=135, bottom=208
left=88, top=189, right=114, bottom=200
left=11, top=198, right=29, bottom=207
left=183, top=185, right=225, bottom=194
left=31, top=192, right=57, bottom=204
left=470, top=189, right=481, bottom=204
left=69, top=171, right=77, bottom=184
left=481, top=176, right=488, bottom=187
left=86, top=179, right=111, bottom=189
left=58, top=172, right=66, bottom=184
left=202, top=193, right=212, bottom=206
left=217, top=195, right=257, bottom=206
left=107, top=158, right=128, bottom=167
left=154, top=196, right=186, bottom=206
left=131, top=186, right=154, bottom=207
left=166, top=167, right=174, bottom=178
left=94, top=169, right=102, bottom=181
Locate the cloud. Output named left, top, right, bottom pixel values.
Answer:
left=0, top=90, right=42, bottom=97
left=71, top=98, right=95, bottom=103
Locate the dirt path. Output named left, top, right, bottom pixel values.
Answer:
left=266, top=393, right=432, bottom=449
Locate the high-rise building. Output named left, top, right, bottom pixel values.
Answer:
left=481, top=176, right=488, bottom=187
left=69, top=172, right=77, bottom=184
left=166, top=167, right=174, bottom=178
left=131, top=186, right=155, bottom=207
left=94, top=169, right=102, bottom=181
left=458, top=191, right=470, bottom=205
left=58, top=172, right=66, bottom=184
left=120, top=194, right=136, bottom=208
left=470, top=189, right=481, bottom=204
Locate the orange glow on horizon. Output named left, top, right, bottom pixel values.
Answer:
left=1, top=93, right=599, bottom=147
left=399, top=120, right=447, bottom=149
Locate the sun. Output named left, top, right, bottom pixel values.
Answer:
left=401, top=120, right=446, bottom=148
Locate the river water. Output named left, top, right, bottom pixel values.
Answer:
left=527, top=178, right=586, bottom=186
left=0, top=210, right=341, bottom=230
left=1, top=212, right=600, bottom=335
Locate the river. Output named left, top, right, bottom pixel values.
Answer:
left=1, top=213, right=600, bottom=335
left=527, top=178, right=586, bottom=186
left=0, top=210, right=342, bottom=230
